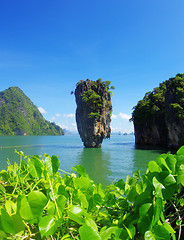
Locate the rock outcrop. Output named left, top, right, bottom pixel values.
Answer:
left=75, top=79, right=112, bottom=148
left=132, top=73, right=184, bottom=148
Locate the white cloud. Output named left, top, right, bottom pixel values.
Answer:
left=111, top=114, right=118, bottom=119
left=38, top=107, right=47, bottom=114
left=59, top=123, right=77, bottom=132
left=64, top=113, right=75, bottom=118
left=119, top=113, right=131, bottom=121
left=51, top=116, right=56, bottom=121
left=56, top=113, right=60, bottom=117
left=111, top=112, right=131, bottom=121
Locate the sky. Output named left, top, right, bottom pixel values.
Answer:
left=0, top=0, right=184, bottom=133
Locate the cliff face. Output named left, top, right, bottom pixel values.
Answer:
left=134, top=114, right=168, bottom=146
left=75, top=79, right=112, bottom=148
left=0, top=87, right=64, bottom=135
left=132, top=73, right=184, bottom=148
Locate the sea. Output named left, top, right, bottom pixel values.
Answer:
left=0, top=134, right=168, bottom=186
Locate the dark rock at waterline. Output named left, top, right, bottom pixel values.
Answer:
left=75, top=79, right=112, bottom=148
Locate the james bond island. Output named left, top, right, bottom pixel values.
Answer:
left=75, top=79, right=114, bottom=148
left=132, top=73, right=184, bottom=148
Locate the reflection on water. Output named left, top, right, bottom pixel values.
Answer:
left=132, top=144, right=168, bottom=174
left=0, top=135, right=170, bottom=187
left=77, top=148, right=111, bottom=186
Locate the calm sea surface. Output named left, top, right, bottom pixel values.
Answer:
left=0, top=135, right=167, bottom=186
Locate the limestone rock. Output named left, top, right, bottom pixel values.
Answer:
left=132, top=73, right=184, bottom=148
left=75, top=79, right=112, bottom=148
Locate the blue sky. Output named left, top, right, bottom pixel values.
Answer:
left=0, top=0, right=184, bottom=133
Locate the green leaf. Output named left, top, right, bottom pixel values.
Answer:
left=11, top=213, right=25, bottom=234
left=57, top=195, right=67, bottom=213
left=0, top=184, right=5, bottom=194
left=39, top=215, right=56, bottom=237
left=78, top=190, right=88, bottom=209
left=100, top=226, right=118, bottom=240
left=68, top=205, right=86, bottom=225
left=45, top=155, right=60, bottom=175
left=131, top=169, right=141, bottom=186
left=153, top=225, right=170, bottom=239
left=28, top=191, right=47, bottom=218
left=152, top=177, right=164, bottom=198
left=139, top=203, right=152, bottom=217
left=0, top=170, right=9, bottom=182
left=127, top=186, right=138, bottom=202
left=124, top=224, right=135, bottom=239
left=161, top=173, right=176, bottom=186
left=73, top=165, right=88, bottom=177
left=163, top=223, right=176, bottom=240
left=27, top=156, right=43, bottom=178
left=148, top=161, right=161, bottom=173
left=93, top=193, right=103, bottom=206
left=137, top=215, right=152, bottom=234
left=145, top=230, right=156, bottom=240
left=177, top=164, right=184, bottom=186
left=177, top=146, right=184, bottom=155
left=5, top=200, right=16, bottom=215
left=152, top=198, right=163, bottom=226
left=85, top=217, right=98, bottom=232
left=136, top=181, right=146, bottom=195
left=115, top=179, right=125, bottom=191
left=47, top=201, right=55, bottom=215
left=165, top=155, right=176, bottom=174
left=18, top=195, right=34, bottom=220
left=74, top=176, right=91, bottom=190
left=79, top=224, right=101, bottom=240
left=1, top=208, right=15, bottom=234
left=0, top=230, right=6, bottom=239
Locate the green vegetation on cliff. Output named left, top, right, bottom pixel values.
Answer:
left=77, top=78, right=114, bottom=119
left=132, top=73, right=184, bottom=125
left=0, top=148, right=183, bottom=239
left=0, top=87, right=64, bottom=135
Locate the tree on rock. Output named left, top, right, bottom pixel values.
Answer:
left=131, top=73, right=184, bottom=148
left=75, top=79, right=114, bottom=148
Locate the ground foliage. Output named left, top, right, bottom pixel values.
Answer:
left=0, top=147, right=184, bottom=239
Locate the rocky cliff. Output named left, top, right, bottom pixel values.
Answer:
left=0, top=87, right=64, bottom=135
left=75, top=79, right=113, bottom=148
left=132, top=73, right=184, bottom=148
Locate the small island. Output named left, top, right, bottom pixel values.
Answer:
left=75, top=79, right=114, bottom=148
left=132, top=73, right=184, bottom=148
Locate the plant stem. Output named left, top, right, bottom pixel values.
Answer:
left=172, top=201, right=182, bottom=240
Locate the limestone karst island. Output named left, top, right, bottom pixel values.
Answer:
left=75, top=79, right=114, bottom=148
left=0, top=86, right=64, bottom=136
left=132, top=73, right=184, bottom=148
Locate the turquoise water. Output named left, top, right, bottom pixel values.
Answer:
left=0, top=135, right=166, bottom=186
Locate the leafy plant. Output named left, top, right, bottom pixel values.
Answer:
left=0, top=147, right=183, bottom=239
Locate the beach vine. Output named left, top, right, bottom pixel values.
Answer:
left=0, top=148, right=183, bottom=239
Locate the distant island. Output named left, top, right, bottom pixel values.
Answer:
left=132, top=73, right=184, bottom=148
left=0, top=87, right=64, bottom=135
left=111, top=132, right=134, bottom=136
